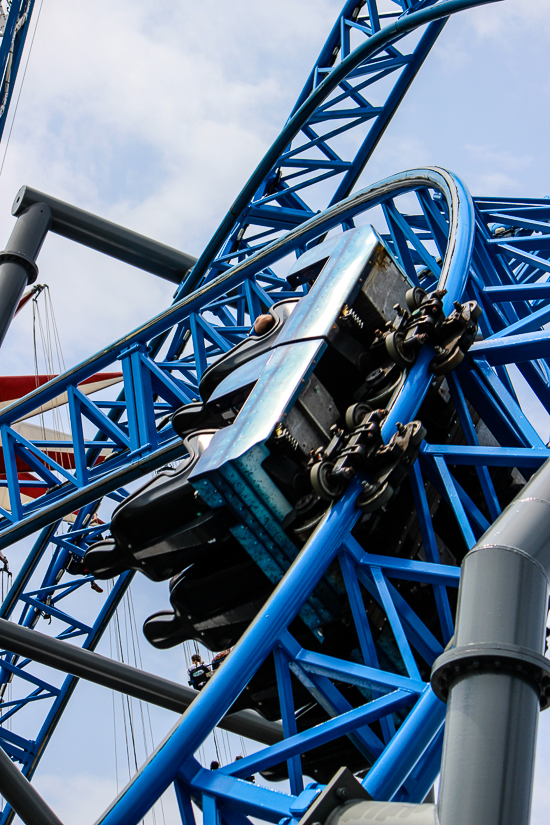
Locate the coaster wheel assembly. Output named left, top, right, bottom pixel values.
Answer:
left=0, top=2, right=548, bottom=825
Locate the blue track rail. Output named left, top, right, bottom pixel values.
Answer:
left=3, top=163, right=550, bottom=824
left=0, top=0, right=501, bottom=544
left=4, top=1, right=547, bottom=824
left=0, top=0, right=36, bottom=143
left=90, top=166, right=550, bottom=825
left=0, top=3, right=471, bottom=818
left=178, top=0, right=495, bottom=296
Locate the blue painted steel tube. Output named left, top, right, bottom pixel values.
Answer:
left=179, top=757, right=293, bottom=823
left=220, top=692, right=414, bottom=780
left=15, top=572, right=134, bottom=787
left=288, top=0, right=359, bottom=116
left=0, top=522, right=59, bottom=689
left=328, top=20, right=447, bottom=206
left=0, top=168, right=472, bottom=432
left=0, top=167, right=474, bottom=551
left=407, top=728, right=445, bottom=804
left=363, top=685, right=446, bottom=800
left=0, top=523, right=58, bottom=620
left=183, top=0, right=499, bottom=292
left=472, top=331, right=550, bottom=365
left=95, top=481, right=363, bottom=825
left=0, top=0, right=36, bottom=142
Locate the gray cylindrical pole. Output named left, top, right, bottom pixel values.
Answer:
left=0, top=745, right=64, bottom=825
left=0, top=618, right=283, bottom=745
left=326, top=800, right=435, bottom=825
left=432, top=460, right=550, bottom=825
left=0, top=201, right=51, bottom=349
left=12, top=186, right=196, bottom=285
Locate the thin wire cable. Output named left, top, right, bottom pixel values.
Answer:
left=32, top=286, right=71, bottom=476
left=111, top=605, right=133, bottom=781
left=121, top=597, right=140, bottom=774
left=107, top=583, right=120, bottom=794
left=111, top=591, right=150, bottom=824
left=126, top=589, right=165, bottom=825
left=213, top=729, right=221, bottom=766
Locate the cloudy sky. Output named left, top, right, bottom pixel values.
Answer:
left=1, top=0, right=550, bottom=823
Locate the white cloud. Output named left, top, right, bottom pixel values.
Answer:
left=11, top=772, right=181, bottom=825
left=1, top=1, right=550, bottom=822
left=466, top=0, right=550, bottom=42
left=31, top=773, right=117, bottom=825
left=0, top=0, right=337, bottom=372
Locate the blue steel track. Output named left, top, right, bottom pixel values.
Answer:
left=0, top=0, right=36, bottom=143
left=2, top=0, right=550, bottom=823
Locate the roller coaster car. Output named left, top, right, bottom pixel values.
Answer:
left=86, top=227, right=426, bottom=585
left=85, top=226, right=484, bottom=648
left=84, top=225, right=491, bottom=781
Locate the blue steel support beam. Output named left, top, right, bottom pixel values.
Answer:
left=95, top=483, right=365, bottom=825
left=4, top=183, right=549, bottom=824
left=0, top=0, right=36, bottom=142
left=8, top=167, right=550, bottom=825
left=0, top=165, right=474, bottom=547
left=327, top=20, right=446, bottom=206
left=88, top=194, right=478, bottom=822
left=0, top=568, right=133, bottom=825
left=0, top=3, right=490, bottom=803
left=4, top=4, right=550, bottom=822
left=363, top=686, right=445, bottom=800
left=93, top=312, right=471, bottom=824
left=6, top=3, right=550, bottom=825
left=178, top=0, right=499, bottom=296
left=17, top=572, right=132, bottom=779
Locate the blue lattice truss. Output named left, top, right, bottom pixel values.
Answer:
left=1, top=170, right=548, bottom=824
left=0, top=0, right=36, bottom=142
left=0, top=0, right=546, bottom=824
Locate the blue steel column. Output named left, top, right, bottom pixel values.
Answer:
left=0, top=0, right=36, bottom=142
left=96, top=482, right=364, bottom=825
left=363, top=687, right=445, bottom=800
left=180, top=0, right=498, bottom=295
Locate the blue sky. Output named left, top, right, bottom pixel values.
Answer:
left=0, top=1, right=549, bottom=822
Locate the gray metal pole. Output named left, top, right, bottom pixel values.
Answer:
left=431, top=460, right=550, bottom=825
left=0, top=618, right=283, bottom=745
left=325, top=801, right=435, bottom=825
left=0, top=745, right=64, bottom=825
left=12, top=186, right=197, bottom=285
left=297, top=767, right=436, bottom=825
left=0, top=201, right=51, bottom=349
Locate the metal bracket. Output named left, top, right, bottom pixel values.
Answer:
left=297, top=767, right=372, bottom=825
left=431, top=642, right=550, bottom=710
left=0, top=251, right=38, bottom=283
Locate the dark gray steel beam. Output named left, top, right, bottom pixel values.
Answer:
left=0, top=618, right=283, bottom=745
left=0, top=744, right=64, bottom=825
left=12, top=186, right=197, bottom=285
left=431, top=460, right=550, bottom=825
left=0, top=202, right=51, bottom=349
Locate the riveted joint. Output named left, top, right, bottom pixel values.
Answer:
left=431, top=642, right=550, bottom=709
left=0, top=250, right=39, bottom=283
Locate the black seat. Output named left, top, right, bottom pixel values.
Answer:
left=198, top=299, right=298, bottom=403
left=84, top=431, right=235, bottom=582
left=143, top=551, right=272, bottom=650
